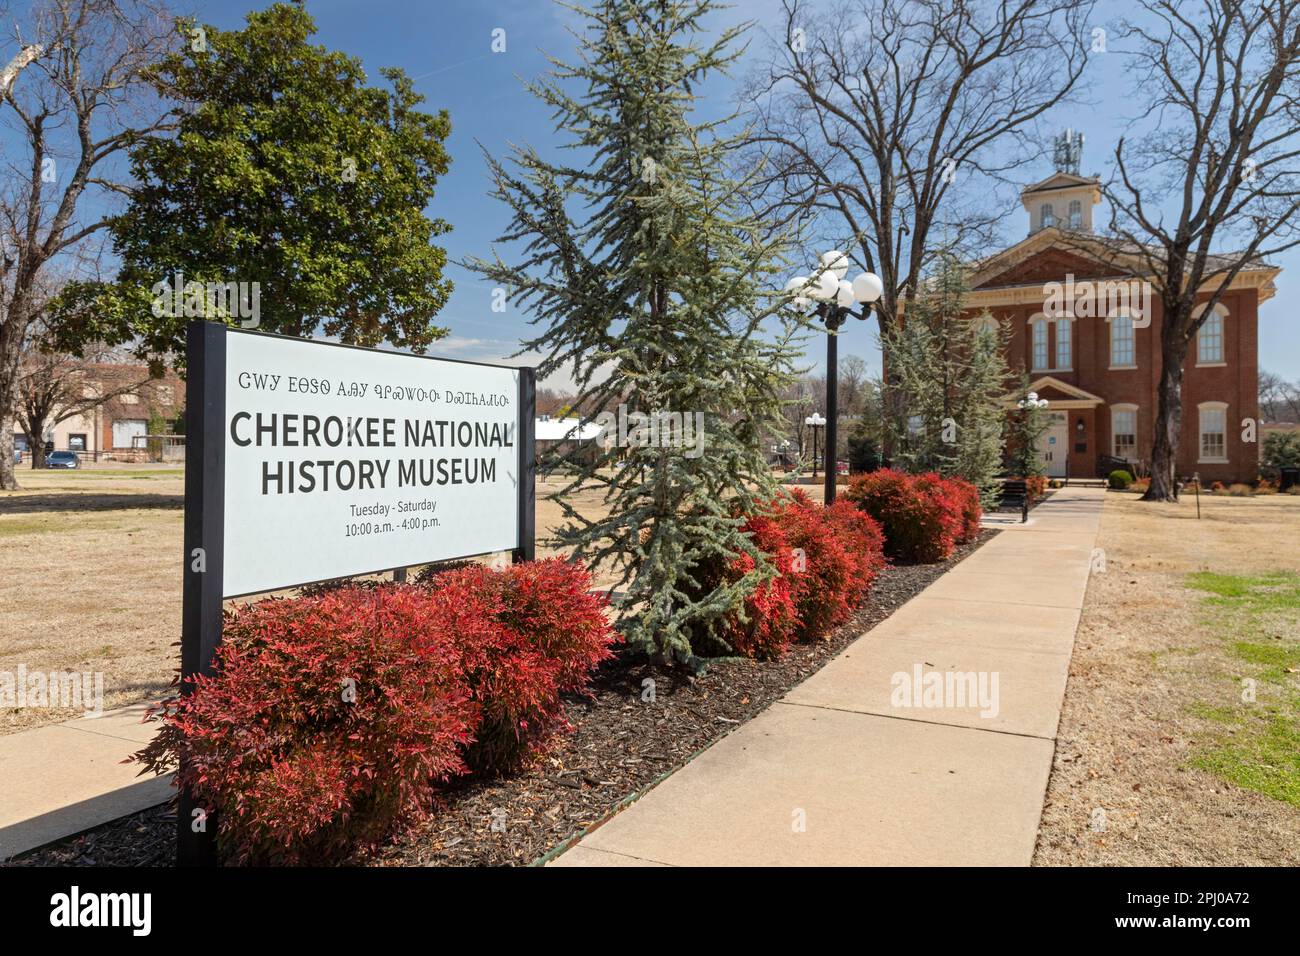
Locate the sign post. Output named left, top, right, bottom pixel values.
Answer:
left=514, top=367, right=536, bottom=564
left=177, top=321, right=534, bottom=865
left=178, top=321, right=226, bottom=866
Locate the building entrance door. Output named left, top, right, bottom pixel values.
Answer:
left=1037, top=413, right=1068, bottom=478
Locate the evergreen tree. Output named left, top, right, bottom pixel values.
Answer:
left=882, top=254, right=1008, bottom=505
left=469, top=0, right=800, bottom=665
left=1008, top=373, right=1050, bottom=481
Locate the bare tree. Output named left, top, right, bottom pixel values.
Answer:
left=1260, top=369, right=1300, bottom=423
left=535, top=387, right=576, bottom=417
left=780, top=374, right=821, bottom=460
left=743, top=0, right=1095, bottom=438
left=1098, top=0, right=1300, bottom=501
left=0, top=0, right=174, bottom=490
left=16, top=319, right=156, bottom=467
left=836, top=353, right=870, bottom=416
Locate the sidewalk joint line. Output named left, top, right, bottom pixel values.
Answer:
left=775, top=700, right=1058, bottom=742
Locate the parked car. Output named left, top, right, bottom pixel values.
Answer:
left=44, top=451, right=80, bottom=469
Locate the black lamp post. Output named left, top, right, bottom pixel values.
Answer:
left=805, top=412, right=825, bottom=481
left=785, top=253, right=884, bottom=504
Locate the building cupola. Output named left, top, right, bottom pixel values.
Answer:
left=1021, top=129, right=1102, bottom=236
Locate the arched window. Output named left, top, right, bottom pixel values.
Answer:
left=1031, top=316, right=1049, bottom=370
left=1040, top=204, right=1055, bottom=229
left=1198, top=402, right=1228, bottom=462
left=1196, top=304, right=1227, bottom=364
left=1056, top=317, right=1072, bottom=369
left=1111, top=404, right=1138, bottom=459
left=1068, top=200, right=1082, bottom=229
left=1109, top=311, right=1136, bottom=368
left=974, top=315, right=998, bottom=341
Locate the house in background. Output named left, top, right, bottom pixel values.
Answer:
left=962, top=134, right=1277, bottom=483
left=13, top=349, right=185, bottom=462
left=535, top=415, right=603, bottom=472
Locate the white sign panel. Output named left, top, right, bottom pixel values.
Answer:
left=221, top=330, right=521, bottom=597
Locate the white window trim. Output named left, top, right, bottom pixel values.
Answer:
left=1029, top=315, right=1050, bottom=372
left=1106, top=309, right=1138, bottom=370
left=1194, top=303, right=1228, bottom=367
left=1197, top=401, right=1230, bottom=464
left=1056, top=317, right=1073, bottom=372
left=1026, top=313, right=1073, bottom=372
left=1111, top=403, right=1138, bottom=458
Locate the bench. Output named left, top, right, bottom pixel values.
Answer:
left=1001, top=479, right=1030, bottom=523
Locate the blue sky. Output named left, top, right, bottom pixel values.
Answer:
left=19, top=0, right=1300, bottom=384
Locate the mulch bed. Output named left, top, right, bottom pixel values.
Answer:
left=7, top=529, right=997, bottom=869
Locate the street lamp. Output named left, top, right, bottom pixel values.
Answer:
left=784, top=252, right=883, bottom=503
left=804, top=412, right=826, bottom=481
left=1018, top=391, right=1049, bottom=411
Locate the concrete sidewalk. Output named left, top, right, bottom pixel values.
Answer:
left=550, top=485, right=1104, bottom=867
left=0, top=703, right=172, bottom=860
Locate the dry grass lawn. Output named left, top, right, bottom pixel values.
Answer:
left=1, top=466, right=185, bottom=734
left=1035, top=489, right=1300, bottom=865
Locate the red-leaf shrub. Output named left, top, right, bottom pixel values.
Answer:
left=913, top=473, right=982, bottom=544
left=421, top=559, right=617, bottom=773
left=134, top=586, right=478, bottom=865
left=682, top=493, right=889, bottom=657
left=678, top=508, right=798, bottom=660
left=953, top=482, right=983, bottom=543
left=776, top=490, right=886, bottom=640
left=824, top=495, right=888, bottom=591
left=844, top=469, right=964, bottom=563
left=134, top=560, right=617, bottom=863
left=720, top=511, right=799, bottom=659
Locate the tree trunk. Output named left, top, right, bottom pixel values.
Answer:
left=0, top=287, right=34, bottom=491
left=0, top=416, right=15, bottom=489
left=0, top=361, right=19, bottom=488
left=1142, top=341, right=1185, bottom=502
left=877, top=309, right=904, bottom=465
left=28, top=425, right=47, bottom=469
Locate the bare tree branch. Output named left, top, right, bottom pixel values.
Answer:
left=1096, top=0, right=1300, bottom=501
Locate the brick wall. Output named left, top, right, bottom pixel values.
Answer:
left=972, top=285, right=1261, bottom=483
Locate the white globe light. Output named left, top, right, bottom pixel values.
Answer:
left=811, top=270, right=839, bottom=300
left=1027, top=391, right=1038, bottom=402
left=836, top=280, right=855, bottom=308
left=792, top=295, right=812, bottom=312
left=784, top=275, right=809, bottom=294
left=851, top=272, right=884, bottom=303
left=820, top=250, right=850, bottom=280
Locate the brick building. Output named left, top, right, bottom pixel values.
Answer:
left=962, top=158, right=1278, bottom=483
left=12, top=349, right=185, bottom=462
